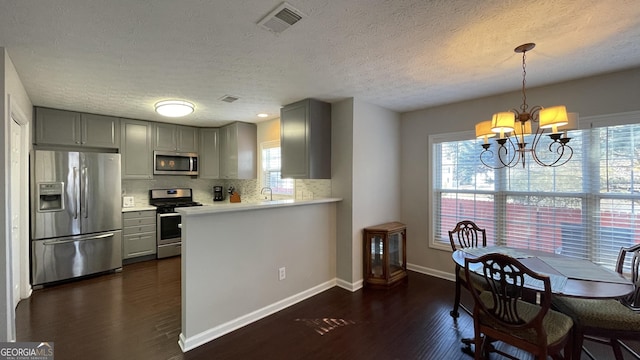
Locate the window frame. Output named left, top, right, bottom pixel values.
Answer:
left=429, top=111, right=640, bottom=268
left=259, top=140, right=294, bottom=196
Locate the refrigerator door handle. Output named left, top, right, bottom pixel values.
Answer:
left=73, top=166, right=79, bottom=219
left=82, top=166, right=89, bottom=218
left=42, top=232, right=114, bottom=246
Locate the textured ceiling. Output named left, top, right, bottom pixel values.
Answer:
left=1, top=0, right=640, bottom=127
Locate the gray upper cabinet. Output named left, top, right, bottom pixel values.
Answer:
left=82, top=113, right=121, bottom=148
left=280, top=98, right=331, bottom=179
left=219, top=122, right=257, bottom=179
left=35, top=107, right=120, bottom=148
left=178, top=126, right=199, bottom=152
left=199, top=128, right=220, bottom=179
left=121, top=119, right=153, bottom=179
left=35, top=108, right=80, bottom=146
left=153, top=123, right=199, bottom=152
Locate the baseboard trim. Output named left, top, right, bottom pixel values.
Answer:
left=179, top=278, right=337, bottom=352
left=407, top=263, right=455, bottom=282
left=335, top=277, right=363, bottom=292
left=179, top=267, right=454, bottom=352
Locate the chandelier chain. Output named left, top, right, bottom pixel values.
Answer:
left=521, top=50, right=528, bottom=114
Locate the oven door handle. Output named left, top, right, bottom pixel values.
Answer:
left=158, top=213, right=181, bottom=218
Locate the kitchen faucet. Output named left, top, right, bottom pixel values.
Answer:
left=261, top=187, right=272, bottom=201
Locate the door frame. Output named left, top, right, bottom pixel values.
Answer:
left=7, top=94, right=31, bottom=339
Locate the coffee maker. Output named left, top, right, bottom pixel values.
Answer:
left=213, top=186, right=224, bottom=201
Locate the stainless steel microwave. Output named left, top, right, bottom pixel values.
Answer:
left=153, top=151, right=198, bottom=175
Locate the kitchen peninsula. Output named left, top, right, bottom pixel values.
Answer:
left=176, top=198, right=341, bottom=351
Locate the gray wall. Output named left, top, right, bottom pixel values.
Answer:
left=331, top=99, right=355, bottom=284
left=400, top=67, right=640, bottom=277
left=180, top=202, right=337, bottom=349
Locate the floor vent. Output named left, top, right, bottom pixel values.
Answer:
left=219, top=95, right=239, bottom=103
left=258, top=2, right=306, bottom=34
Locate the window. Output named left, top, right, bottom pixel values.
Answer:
left=260, top=140, right=294, bottom=196
left=430, top=113, right=640, bottom=270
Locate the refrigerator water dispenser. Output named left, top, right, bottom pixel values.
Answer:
left=37, top=182, right=64, bottom=212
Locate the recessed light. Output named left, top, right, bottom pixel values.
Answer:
left=257, top=113, right=269, bottom=118
left=155, top=100, right=195, bottom=117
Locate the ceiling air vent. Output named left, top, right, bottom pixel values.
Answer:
left=257, top=2, right=306, bottom=34
left=219, top=95, right=239, bottom=103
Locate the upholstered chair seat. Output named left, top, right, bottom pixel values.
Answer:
left=466, top=253, right=573, bottom=360
left=553, top=297, right=640, bottom=332
left=480, top=292, right=574, bottom=347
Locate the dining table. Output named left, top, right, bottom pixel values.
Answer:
left=451, top=245, right=635, bottom=357
left=452, top=245, right=634, bottom=299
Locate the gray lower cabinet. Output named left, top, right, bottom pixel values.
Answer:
left=199, top=128, right=220, bottom=179
left=121, top=119, right=153, bottom=179
left=35, top=107, right=120, bottom=148
left=154, top=123, right=199, bottom=152
left=219, top=122, right=257, bottom=179
left=280, top=98, right=331, bottom=179
left=122, top=210, right=157, bottom=259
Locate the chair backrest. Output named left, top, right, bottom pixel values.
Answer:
left=464, top=253, right=552, bottom=340
left=448, top=220, right=487, bottom=251
left=616, top=243, right=640, bottom=310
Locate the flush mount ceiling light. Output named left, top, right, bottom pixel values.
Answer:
left=257, top=113, right=269, bottom=118
left=154, top=100, right=195, bottom=117
left=475, top=43, right=579, bottom=169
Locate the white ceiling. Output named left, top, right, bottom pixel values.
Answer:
left=2, top=0, right=640, bottom=127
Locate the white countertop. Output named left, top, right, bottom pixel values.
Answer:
left=122, top=205, right=156, bottom=212
left=176, top=197, right=342, bottom=216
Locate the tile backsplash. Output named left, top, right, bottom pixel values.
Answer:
left=122, top=176, right=331, bottom=206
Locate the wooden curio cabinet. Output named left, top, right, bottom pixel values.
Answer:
left=363, top=222, right=407, bottom=289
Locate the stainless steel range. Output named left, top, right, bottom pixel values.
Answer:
left=149, top=188, right=202, bottom=258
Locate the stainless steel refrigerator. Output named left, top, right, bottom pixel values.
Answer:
left=31, top=150, right=123, bottom=286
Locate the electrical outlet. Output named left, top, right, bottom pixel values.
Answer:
left=278, top=267, right=286, bottom=281
left=122, top=196, right=134, bottom=208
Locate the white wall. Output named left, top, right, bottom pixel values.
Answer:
left=331, top=98, right=401, bottom=287
left=2, top=48, right=33, bottom=341
left=400, top=67, right=640, bottom=277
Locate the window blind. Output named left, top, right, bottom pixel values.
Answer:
left=431, top=116, right=640, bottom=270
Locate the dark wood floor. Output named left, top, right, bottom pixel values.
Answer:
left=15, top=257, right=639, bottom=360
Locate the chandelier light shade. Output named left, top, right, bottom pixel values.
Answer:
left=562, top=112, right=579, bottom=136
left=155, top=100, right=195, bottom=117
left=476, top=43, right=578, bottom=168
left=513, top=120, right=533, bottom=136
left=491, top=112, right=516, bottom=136
left=475, top=120, right=495, bottom=144
left=539, top=105, right=569, bottom=133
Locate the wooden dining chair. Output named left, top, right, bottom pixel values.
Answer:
left=449, top=220, right=487, bottom=318
left=465, top=253, right=574, bottom=360
left=552, top=243, right=640, bottom=360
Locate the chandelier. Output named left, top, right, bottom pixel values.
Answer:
left=475, top=43, right=578, bottom=169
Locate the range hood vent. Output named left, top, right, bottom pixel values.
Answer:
left=258, top=2, right=306, bottom=34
